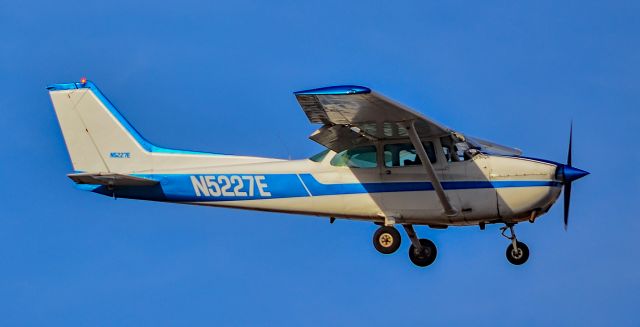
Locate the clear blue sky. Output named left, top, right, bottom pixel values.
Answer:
left=1, top=0, right=638, bottom=325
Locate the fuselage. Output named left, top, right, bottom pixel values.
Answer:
left=48, top=80, right=590, bottom=268
left=86, top=147, right=563, bottom=227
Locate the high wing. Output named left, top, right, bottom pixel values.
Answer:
left=295, top=85, right=451, bottom=152
left=68, top=173, right=159, bottom=186
left=465, top=136, right=522, bottom=156
left=294, top=85, right=521, bottom=156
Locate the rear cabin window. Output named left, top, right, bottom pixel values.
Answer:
left=330, top=146, right=378, bottom=168
left=384, top=142, right=436, bottom=167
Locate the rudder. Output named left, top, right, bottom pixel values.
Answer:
left=48, top=81, right=152, bottom=173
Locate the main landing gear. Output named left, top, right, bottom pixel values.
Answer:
left=372, top=225, right=437, bottom=267
left=373, top=226, right=401, bottom=254
left=500, top=224, right=529, bottom=265
left=403, top=225, right=437, bottom=267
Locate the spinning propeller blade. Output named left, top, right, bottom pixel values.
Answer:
left=563, top=181, right=572, bottom=229
left=560, top=123, right=589, bottom=230
left=567, top=123, right=573, bottom=167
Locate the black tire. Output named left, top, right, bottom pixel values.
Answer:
left=506, top=241, right=529, bottom=265
left=373, top=226, right=401, bottom=254
left=408, top=239, right=437, bottom=267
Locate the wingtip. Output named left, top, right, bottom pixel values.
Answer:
left=294, top=85, right=371, bottom=96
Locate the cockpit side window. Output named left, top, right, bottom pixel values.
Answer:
left=440, top=136, right=458, bottom=162
left=330, top=145, right=378, bottom=168
left=384, top=142, right=436, bottom=167
left=440, top=136, right=477, bottom=162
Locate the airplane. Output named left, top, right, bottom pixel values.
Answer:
left=47, top=79, right=589, bottom=267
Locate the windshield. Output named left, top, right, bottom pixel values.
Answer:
left=330, top=146, right=378, bottom=168
left=309, top=149, right=330, bottom=162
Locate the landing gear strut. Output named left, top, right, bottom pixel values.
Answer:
left=403, top=225, right=437, bottom=267
left=500, top=224, right=529, bottom=265
left=373, top=226, right=401, bottom=254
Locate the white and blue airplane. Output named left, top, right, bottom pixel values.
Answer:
left=48, top=79, right=588, bottom=267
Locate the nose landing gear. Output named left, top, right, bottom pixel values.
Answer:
left=500, top=224, right=529, bottom=265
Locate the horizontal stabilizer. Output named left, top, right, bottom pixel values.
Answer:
left=68, top=173, right=159, bottom=186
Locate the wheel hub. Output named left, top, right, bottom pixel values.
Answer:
left=511, top=248, right=523, bottom=259
left=379, top=233, right=394, bottom=247
left=413, top=247, right=430, bottom=258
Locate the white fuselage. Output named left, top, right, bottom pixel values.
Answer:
left=110, top=148, right=562, bottom=227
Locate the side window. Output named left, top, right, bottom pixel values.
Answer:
left=384, top=142, right=436, bottom=167
left=440, top=136, right=475, bottom=162
left=454, top=141, right=471, bottom=160
left=330, top=146, right=378, bottom=168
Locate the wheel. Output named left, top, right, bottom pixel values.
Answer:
left=408, top=239, right=437, bottom=267
left=373, top=226, right=401, bottom=254
left=506, top=241, right=529, bottom=265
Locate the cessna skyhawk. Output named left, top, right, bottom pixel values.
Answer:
left=48, top=80, right=588, bottom=267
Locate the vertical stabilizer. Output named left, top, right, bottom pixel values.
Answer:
left=48, top=81, right=153, bottom=173
left=48, top=80, right=280, bottom=175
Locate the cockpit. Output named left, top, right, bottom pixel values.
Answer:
left=309, top=133, right=481, bottom=168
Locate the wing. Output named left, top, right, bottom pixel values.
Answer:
left=295, top=85, right=451, bottom=152
left=465, top=135, right=522, bottom=156
left=68, top=173, right=159, bottom=186
left=294, top=85, right=521, bottom=156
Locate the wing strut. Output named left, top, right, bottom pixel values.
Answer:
left=404, top=120, right=457, bottom=216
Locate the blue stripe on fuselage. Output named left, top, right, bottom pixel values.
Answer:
left=300, top=175, right=559, bottom=195
left=86, top=173, right=561, bottom=202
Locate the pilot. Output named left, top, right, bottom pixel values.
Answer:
left=464, top=148, right=480, bottom=160
left=451, top=145, right=462, bottom=162
left=404, top=157, right=421, bottom=166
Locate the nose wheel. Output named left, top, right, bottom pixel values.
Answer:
left=501, top=224, right=530, bottom=265
left=373, top=226, right=401, bottom=254
left=506, top=241, right=529, bottom=265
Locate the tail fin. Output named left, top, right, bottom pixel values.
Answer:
left=49, top=80, right=280, bottom=175
left=48, top=81, right=159, bottom=173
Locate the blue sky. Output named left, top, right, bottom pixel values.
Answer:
left=1, top=0, right=638, bottom=325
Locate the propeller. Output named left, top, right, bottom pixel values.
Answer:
left=558, top=123, right=589, bottom=230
